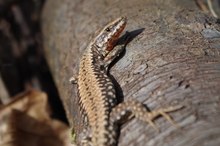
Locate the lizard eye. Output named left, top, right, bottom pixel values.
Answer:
left=105, top=28, right=111, bottom=32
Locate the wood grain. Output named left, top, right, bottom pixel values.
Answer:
left=42, top=0, right=220, bottom=145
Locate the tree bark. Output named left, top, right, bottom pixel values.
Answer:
left=42, top=0, right=220, bottom=145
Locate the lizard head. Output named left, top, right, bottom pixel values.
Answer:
left=94, top=17, right=127, bottom=57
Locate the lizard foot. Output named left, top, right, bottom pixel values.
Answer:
left=111, top=100, right=183, bottom=131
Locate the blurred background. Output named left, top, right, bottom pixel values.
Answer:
left=0, top=0, right=67, bottom=122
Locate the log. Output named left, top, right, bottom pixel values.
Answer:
left=42, top=0, right=220, bottom=145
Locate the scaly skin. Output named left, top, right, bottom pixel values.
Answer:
left=76, top=17, right=183, bottom=146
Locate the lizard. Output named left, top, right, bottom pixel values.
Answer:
left=72, top=16, right=183, bottom=146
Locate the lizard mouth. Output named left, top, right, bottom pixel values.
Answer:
left=94, top=17, right=127, bottom=57
left=106, top=17, right=127, bottom=51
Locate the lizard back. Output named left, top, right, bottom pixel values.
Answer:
left=77, top=17, right=127, bottom=146
left=75, top=17, right=183, bottom=146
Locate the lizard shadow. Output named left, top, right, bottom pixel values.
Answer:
left=107, top=28, right=145, bottom=145
left=108, top=28, right=145, bottom=104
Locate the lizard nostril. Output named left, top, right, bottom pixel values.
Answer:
left=105, top=28, right=111, bottom=32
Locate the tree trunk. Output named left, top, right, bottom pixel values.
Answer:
left=42, top=0, right=220, bottom=145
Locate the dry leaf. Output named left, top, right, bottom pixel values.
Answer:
left=0, top=90, right=72, bottom=146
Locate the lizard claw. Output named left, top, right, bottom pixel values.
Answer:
left=69, top=76, right=78, bottom=84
